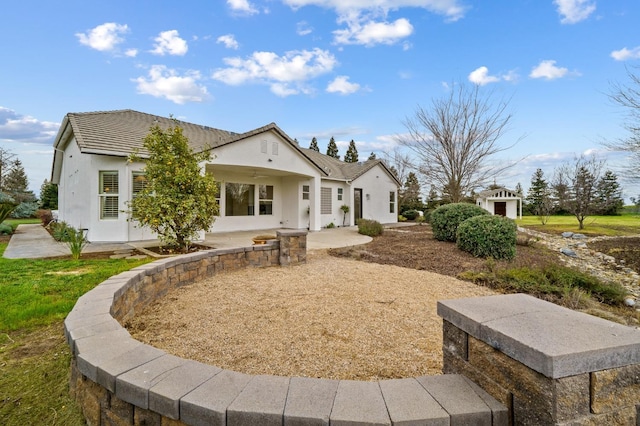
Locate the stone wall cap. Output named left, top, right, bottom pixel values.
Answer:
left=277, top=229, right=308, bottom=237
left=438, top=294, right=640, bottom=378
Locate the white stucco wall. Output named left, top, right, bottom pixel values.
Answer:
left=352, top=166, right=398, bottom=225
left=477, top=198, right=520, bottom=219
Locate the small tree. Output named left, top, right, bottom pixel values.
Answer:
left=553, top=155, right=603, bottom=229
left=344, top=140, right=359, bottom=163
left=526, top=168, right=552, bottom=223
left=128, top=123, right=219, bottom=252
left=399, top=83, right=520, bottom=202
left=594, top=170, right=624, bottom=215
left=400, top=172, right=423, bottom=212
left=39, top=179, right=59, bottom=210
left=605, top=65, right=640, bottom=181
left=326, top=137, right=339, bottom=159
left=368, top=152, right=377, bottom=160
left=309, top=137, right=320, bottom=152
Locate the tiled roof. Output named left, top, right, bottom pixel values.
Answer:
left=61, top=109, right=237, bottom=157
left=299, top=148, right=398, bottom=182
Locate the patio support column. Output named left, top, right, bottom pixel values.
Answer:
left=309, top=176, right=321, bottom=231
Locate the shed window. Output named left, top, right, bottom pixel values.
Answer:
left=389, top=191, right=395, bottom=214
left=302, top=185, right=310, bottom=200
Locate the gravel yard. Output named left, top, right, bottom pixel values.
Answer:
left=127, top=250, right=495, bottom=381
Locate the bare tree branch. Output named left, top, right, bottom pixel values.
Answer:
left=398, top=83, right=522, bottom=202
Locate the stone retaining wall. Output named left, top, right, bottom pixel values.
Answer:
left=439, top=294, right=640, bottom=425
left=65, top=229, right=508, bottom=425
left=67, top=229, right=640, bottom=425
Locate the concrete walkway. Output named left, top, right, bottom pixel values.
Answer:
left=3, top=224, right=372, bottom=259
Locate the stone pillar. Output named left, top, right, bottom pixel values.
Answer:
left=438, top=293, right=640, bottom=425
left=277, top=229, right=307, bottom=266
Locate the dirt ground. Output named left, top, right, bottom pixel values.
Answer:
left=126, top=224, right=640, bottom=381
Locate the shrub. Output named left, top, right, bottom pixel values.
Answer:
left=50, top=221, right=73, bottom=242
left=398, top=215, right=407, bottom=222
left=430, top=203, right=489, bottom=242
left=402, top=209, right=420, bottom=220
left=10, top=201, right=39, bottom=218
left=326, top=222, right=336, bottom=229
left=36, top=209, right=54, bottom=226
left=357, top=218, right=384, bottom=237
left=66, top=227, right=89, bottom=260
left=0, top=223, right=12, bottom=235
left=456, top=215, right=517, bottom=260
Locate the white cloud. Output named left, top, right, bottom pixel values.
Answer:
left=468, top=66, right=500, bottom=86
left=227, top=0, right=259, bottom=15
left=611, top=46, right=640, bottom=61
left=296, top=21, right=313, bottom=36
left=125, top=48, right=138, bottom=57
left=0, top=107, right=59, bottom=144
left=76, top=22, right=129, bottom=52
left=282, top=0, right=467, bottom=22
left=212, top=48, right=337, bottom=96
left=326, top=76, right=361, bottom=95
left=151, top=30, right=188, bottom=56
left=217, top=34, right=240, bottom=50
left=529, top=60, right=571, bottom=80
left=133, top=65, right=209, bottom=104
left=553, top=0, right=596, bottom=24
left=334, top=18, right=413, bottom=46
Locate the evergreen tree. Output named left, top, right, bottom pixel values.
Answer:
left=368, top=152, right=377, bottom=160
left=326, top=137, right=339, bottom=159
left=4, top=159, right=35, bottom=203
left=309, top=137, right=319, bottom=152
left=520, top=169, right=552, bottom=225
left=344, top=140, right=359, bottom=163
left=400, top=172, right=423, bottom=211
left=39, top=179, right=59, bottom=210
left=595, top=170, right=624, bottom=215
left=426, top=184, right=440, bottom=210
left=515, top=182, right=523, bottom=196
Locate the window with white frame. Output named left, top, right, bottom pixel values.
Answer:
left=259, top=185, right=273, bottom=215
left=99, top=171, right=119, bottom=219
left=389, top=191, right=395, bottom=214
left=214, top=181, right=221, bottom=206
left=225, top=182, right=255, bottom=216
left=321, top=187, right=332, bottom=214
left=131, top=172, right=147, bottom=197
left=302, top=185, right=310, bottom=200
left=337, top=188, right=343, bottom=201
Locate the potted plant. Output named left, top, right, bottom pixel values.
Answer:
left=340, top=204, right=350, bottom=226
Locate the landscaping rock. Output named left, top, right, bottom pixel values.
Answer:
left=562, top=232, right=574, bottom=238
left=561, top=248, right=578, bottom=258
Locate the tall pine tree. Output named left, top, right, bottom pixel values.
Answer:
left=344, top=140, right=359, bottom=163
left=326, top=137, right=339, bottom=159
left=309, top=137, right=319, bottom=152
left=526, top=168, right=549, bottom=216
left=595, top=170, right=624, bottom=215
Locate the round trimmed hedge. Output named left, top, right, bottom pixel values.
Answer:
left=456, top=215, right=517, bottom=260
left=430, top=203, right=490, bottom=242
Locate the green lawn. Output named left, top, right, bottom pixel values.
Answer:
left=0, top=238, right=150, bottom=425
left=517, top=214, right=640, bottom=236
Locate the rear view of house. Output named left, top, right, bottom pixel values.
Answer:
left=50, top=110, right=400, bottom=242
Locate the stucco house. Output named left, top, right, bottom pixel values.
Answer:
left=50, top=110, right=400, bottom=243
left=476, top=187, right=522, bottom=219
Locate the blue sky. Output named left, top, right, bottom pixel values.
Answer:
left=1, top=0, right=639, bottom=200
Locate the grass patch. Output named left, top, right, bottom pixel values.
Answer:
left=517, top=215, right=640, bottom=236
left=0, top=242, right=151, bottom=425
left=460, top=263, right=628, bottom=307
